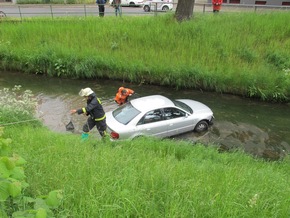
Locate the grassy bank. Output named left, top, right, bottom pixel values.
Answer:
left=0, top=13, right=290, bottom=102
left=2, top=124, right=290, bottom=217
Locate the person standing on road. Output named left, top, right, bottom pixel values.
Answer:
left=112, top=0, right=122, bottom=16
left=70, top=87, right=107, bottom=141
left=212, top=0, right=223, bottom=13
left=96, top=0, right=106, bottom=17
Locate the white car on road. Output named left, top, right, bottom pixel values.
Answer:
left=142, top=0, right=173, bottom=12
left=109, top=0, right=143, bottom=7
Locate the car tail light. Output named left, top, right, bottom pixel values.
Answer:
left=110, top=131, right=119, bottom=139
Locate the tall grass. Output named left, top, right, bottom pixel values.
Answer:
left=3, top=125, right=290, bottom=217
left=0, top=13, right=290, bottom=101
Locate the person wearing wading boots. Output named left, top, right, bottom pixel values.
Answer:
left=70, top=88, right=107, bottom=141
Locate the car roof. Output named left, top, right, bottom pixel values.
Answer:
left=130, top=95, right=174, bottom=112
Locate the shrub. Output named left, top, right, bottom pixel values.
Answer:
left=0, top=127, right=65, bottom=217
left=0, top=85, right=38, bottom=125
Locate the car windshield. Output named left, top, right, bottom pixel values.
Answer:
left=112, top=102, right=141, bottom=125
left=172, top=99, right=193, bottom=114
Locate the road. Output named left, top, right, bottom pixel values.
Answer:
left=1, top=3, right=242, bottom=18
left=0, top=3, right=180, bottom=18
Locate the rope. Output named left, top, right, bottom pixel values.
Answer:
left=0, top=118, right=39, bottom=127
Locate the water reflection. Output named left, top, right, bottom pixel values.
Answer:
left=0, top=71, right=289, bottom=160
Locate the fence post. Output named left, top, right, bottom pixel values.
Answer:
left=50, top=5, right=53, bottom=19
left=18, top=5, right=22, bottom=21
left=203, top=3, right=205, bottom=13
left=154, top=2, right=157, bottom=16
left=84, top=4, right=87, bottom=17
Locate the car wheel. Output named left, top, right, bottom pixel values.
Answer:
left=162, top=5, right=169, bottom=11
left=144, top=5, right=150, bottom=12
left=194, top=121, right=209, bottom=133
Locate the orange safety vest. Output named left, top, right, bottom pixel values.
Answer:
left=114, top=87, right=134, bottom=105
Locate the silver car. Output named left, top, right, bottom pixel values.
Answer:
left=142, top=0, right=173, bottom=12
left=106, top=95, right=214, bottom=140
left=109, top=0, right=143, bottom=7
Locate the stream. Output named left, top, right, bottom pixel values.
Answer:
left=1, top=71, right=289, bottom=160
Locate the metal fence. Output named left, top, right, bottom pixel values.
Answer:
left=0, top=3, right=289, bottom=19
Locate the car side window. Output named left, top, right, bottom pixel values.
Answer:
left=163, top=107, right=186, bottom=120
left=137, top=109, right=163, bottom=125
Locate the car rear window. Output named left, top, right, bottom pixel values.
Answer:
left=172, top=99, right=193, bottom=114
left=113, top=102, right=141, bottom=125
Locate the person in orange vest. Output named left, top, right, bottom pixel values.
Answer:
left=114, top=87, right=134, bottom=105
left=212, top=0, right=223, bottom=13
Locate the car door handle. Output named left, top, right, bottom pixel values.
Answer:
left=169, top=124, right=173, bottom=126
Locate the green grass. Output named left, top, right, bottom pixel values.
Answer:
left=0, top=13, right=290, bottom=102
left=2, top=124, right=290, bottom=217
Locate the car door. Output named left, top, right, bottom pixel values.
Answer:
left=157, top=0, right=165, bottom=10
left=122, top=0, right=129, bottom=6
left=162, top=107, right=193, bottom=136
left=150, top=0, right=163, bottom=11
left=135, top=109, right=169, bottom=138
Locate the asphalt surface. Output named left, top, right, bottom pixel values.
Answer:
left=1, top=3, right=174, bottom=18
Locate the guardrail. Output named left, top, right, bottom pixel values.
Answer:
left=0, top=3, right=289, bottom=20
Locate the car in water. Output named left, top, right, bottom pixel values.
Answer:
left=142, top=0, right=173, bottom=12
left=109, top=0, right=143, bottom=7
left=106, top=95, right=214, bottom=140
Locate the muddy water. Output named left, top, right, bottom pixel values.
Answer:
left=0, top=71, right=289, bottom=160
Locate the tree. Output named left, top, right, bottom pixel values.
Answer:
left=175, top=0, right=195, bottom=22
